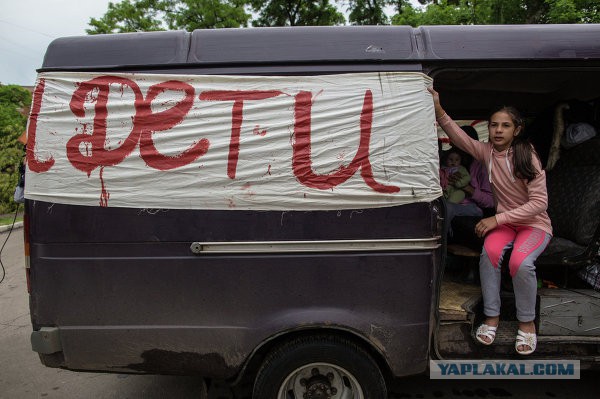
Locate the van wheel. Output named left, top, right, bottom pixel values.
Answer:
left=253, top=335, right=387, bottom=399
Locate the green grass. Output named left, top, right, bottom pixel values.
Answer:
left=0, top=215, right=23, bottom=226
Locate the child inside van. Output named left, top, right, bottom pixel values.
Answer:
left=428, top=87, right=553, bottom=356
left=440, top=148, right=471, bottom=204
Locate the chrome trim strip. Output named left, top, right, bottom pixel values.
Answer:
left=190, top=237, right=441, bottom=254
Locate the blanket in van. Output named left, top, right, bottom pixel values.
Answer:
left=25, top=72, right=441, bottom=210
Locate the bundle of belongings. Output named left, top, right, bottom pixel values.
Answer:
left=561, top=122, right=597, bottom=149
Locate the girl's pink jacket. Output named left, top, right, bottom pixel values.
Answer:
left=438, top=114, right=553, bottom=235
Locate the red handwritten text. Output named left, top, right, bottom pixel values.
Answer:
left=27, top=78, right=54, bottom=173
left=66, top=76, right=208, bottom=176
left=28, top=75, right=399, bottom=196
left=293, top=90, right=399, bottom=193
left=199, top=90, right=283, bottom=179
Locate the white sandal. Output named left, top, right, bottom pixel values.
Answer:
left=515, top=329, right=537, bottom=355
left=475, top=324, right=498, bottom=345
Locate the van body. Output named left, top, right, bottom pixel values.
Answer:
left=26, top=25, right=600, bottom=397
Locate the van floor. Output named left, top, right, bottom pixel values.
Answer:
left=439, top=279, right=481, bottom=321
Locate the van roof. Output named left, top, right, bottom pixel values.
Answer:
left=39, top=25, right=600, bottom=119
left=41, top=24, right=600, bottom=71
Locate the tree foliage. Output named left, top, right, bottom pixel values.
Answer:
left=544, top=0, right=600, bottom=23
left=345, top=0, right=389, bottom=25
left=87, top=0, right=250, bottom=33
left=392, top=0, right=600, bottom=26
left=87, top=0, right=166, bottom=34
left=161, top=0, right=250, bottom=30
left=87, top=0, right=600, bottom=32
left=250, top=1, right=345, bottom=26
left=0, top=85, right=30, bottom=213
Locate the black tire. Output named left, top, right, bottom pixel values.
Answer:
left=252, top=334, right=387, bottom=399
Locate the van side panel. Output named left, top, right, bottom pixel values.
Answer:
left=28, top=200, right=440, bottom=377
left=29, top=26, right=450, bottom=380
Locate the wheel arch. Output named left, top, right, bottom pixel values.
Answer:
left=232, top=326, right=394, bottom=389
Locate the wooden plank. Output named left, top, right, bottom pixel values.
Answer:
left=439, top=281, right=481, bottom=321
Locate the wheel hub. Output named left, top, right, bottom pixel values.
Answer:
left=300, top=368, right=337, bottom=399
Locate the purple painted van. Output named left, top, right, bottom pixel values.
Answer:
left=26, top=25, right=600, bottom=398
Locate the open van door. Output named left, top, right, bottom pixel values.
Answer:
left=422, top=24, right=600, bottom=364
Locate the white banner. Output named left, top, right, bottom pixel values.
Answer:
left=25, top=71, right=441, bottom=210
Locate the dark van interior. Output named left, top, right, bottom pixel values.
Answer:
left=436, top=67, right=600, bottom=276
left=429, top=40, right=600, bottom=361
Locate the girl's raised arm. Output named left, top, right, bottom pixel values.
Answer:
left=427, top=87, right=486, bottom=161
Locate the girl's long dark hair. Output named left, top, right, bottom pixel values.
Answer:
left=489, top=106, right=539, bottom=183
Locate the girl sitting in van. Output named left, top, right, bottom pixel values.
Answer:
left=428, top=87, right=553, bottom=355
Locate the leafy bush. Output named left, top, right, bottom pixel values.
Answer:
left=0, top=85, right=30, bottom=214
